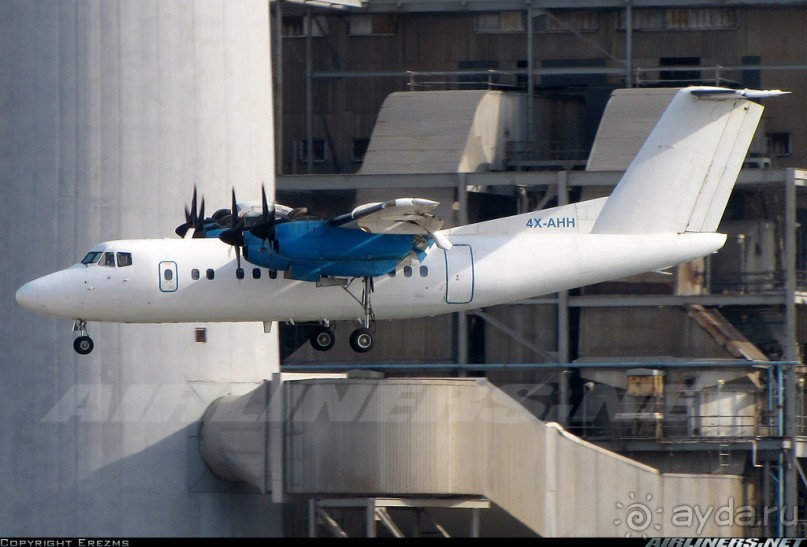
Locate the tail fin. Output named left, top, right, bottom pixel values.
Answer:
left=592, top=87, right=787, bottom=235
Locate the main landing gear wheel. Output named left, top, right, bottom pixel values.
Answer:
left=349, top=327, right=374, bottom=353
left=73, top=336, right=94, bottom=355
left=72, top=319, right=94, bottom=355
left=347, top=276, right=376, bottom=353
left=310, top=326, right=336, bottom=352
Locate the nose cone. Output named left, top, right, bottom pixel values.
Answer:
left=15, top=280, right=40, bottom=311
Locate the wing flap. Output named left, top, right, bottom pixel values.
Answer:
left=330, top=198, right=452, bottom=248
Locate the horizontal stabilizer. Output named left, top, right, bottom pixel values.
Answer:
left=690, top=88, right=790, bottom=100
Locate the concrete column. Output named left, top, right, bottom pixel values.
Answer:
left=0, top=0, right=280, bottom=535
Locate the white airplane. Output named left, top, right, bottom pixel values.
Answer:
left=16, top=86, right=787, bottom=355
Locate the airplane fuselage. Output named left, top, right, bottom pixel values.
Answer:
left=16, top=230, right=726, bottom=325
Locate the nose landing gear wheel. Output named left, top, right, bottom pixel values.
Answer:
left=310, top=326, right=336, bottom=352
left=72, top=319, right=94, bottom=355
left=73, top=336, right=94, bottom=355
left=349, top=328, right=374, bottom=353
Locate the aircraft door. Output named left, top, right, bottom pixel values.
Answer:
left=159, top=261, right=178, bottom=292
left=444, top=245, right=474, bottom=304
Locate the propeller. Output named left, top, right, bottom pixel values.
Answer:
left=211, top=185, right=281, bottom=272
left=219, top=189, right=246, bottom=270
left=176, top=186, right=207, bottom=238
left=249, top=184, right=276, bottom=242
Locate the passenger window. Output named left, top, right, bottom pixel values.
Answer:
left=252, top=268, right=261, bottom=279
left=388, top=270, right=396, bottom=278
left=206, top=268, right=215, bottom=280
left=236, top=268, right=244, bottom=280
left=164, top=269, right=173, bottom=281
left=420, top=266, right=428, bottom=277
left=269, top=270, right=277, bottom=280
left=403, top=266, right=412, bottom=278
left=191, top=269, right=200, bottom=280
left=101, top=252, right=116, bottom=267
left=116, top=252, right=132, bottom=267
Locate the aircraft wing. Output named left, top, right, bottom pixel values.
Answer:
left=330, top=198, right=452, bottom=249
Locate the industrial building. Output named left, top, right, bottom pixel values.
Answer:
left=3, top=0, right=807, bottom=538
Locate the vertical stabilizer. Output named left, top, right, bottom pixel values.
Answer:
left=592, top=87, right=786, bottom=235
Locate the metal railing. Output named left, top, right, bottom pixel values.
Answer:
left=405, top=69, right=523, bottom=91
left=579, top=386, right=774, bottom=441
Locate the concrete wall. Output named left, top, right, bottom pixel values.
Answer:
left=0, top=0, right=281, bottom=536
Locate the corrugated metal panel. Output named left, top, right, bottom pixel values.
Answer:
left=279, top=377, right=744, bottom=536
left=483, top=304, right=558, bottom=363
left=662, top=474, right=745, bottom=536
left=578, top=307, right=735, bottom=359
left=286, top=378, right=487, bottom=495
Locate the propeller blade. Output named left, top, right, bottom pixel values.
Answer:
left=231, top=188, right=239, bottom=228
left=219, top=189, right=244, bottom=272
left=250, top=184, right=276, bottom=241
left=175, top=204, right=191, bottom=237
left=176, top=187, right=199, bottom=238
left=190, top=186, right=198, bottom=225
left=175, top=223, right=190, bottom=238
left=219, top=227, right=244, bottom=248
left=192, top=197, right=207, bottom=238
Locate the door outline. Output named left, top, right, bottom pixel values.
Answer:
left=159, top=261, right=178, bottom=292
left=444, top=244, right=474, bottom=304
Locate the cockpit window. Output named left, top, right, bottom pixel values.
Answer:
left=101, top=252, right=116, bottom=267
left=117, top=252, right=132, bottom=267
left=81, top=251, right=103, bottom=265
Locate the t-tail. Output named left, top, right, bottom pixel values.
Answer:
left=592, top=86, right=789, bottom=235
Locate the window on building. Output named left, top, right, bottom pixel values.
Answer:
left=195, top=328, right=207, bottom=343
left=769, top=133, right=792, bottom=157
left=476, top=12, right=525, bottom=33
left=535, top=10, right=599, bottom=33
left=283, top=15, right=327, bottom=38
left=665, top=8, right=737, bottom=30
left=621, top=8, right=737, bottom=31
left=352, top=138, right=370, bottom=163
left=298, top=138, right=328, bottom=163
left=349, top=14, right=397, bottom=36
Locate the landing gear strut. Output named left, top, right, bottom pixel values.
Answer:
left=349, top=277, right=375, bottom=353
left=305, top=277, right=376, bottom=353
left=72, top=319, right=94, bottom=355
